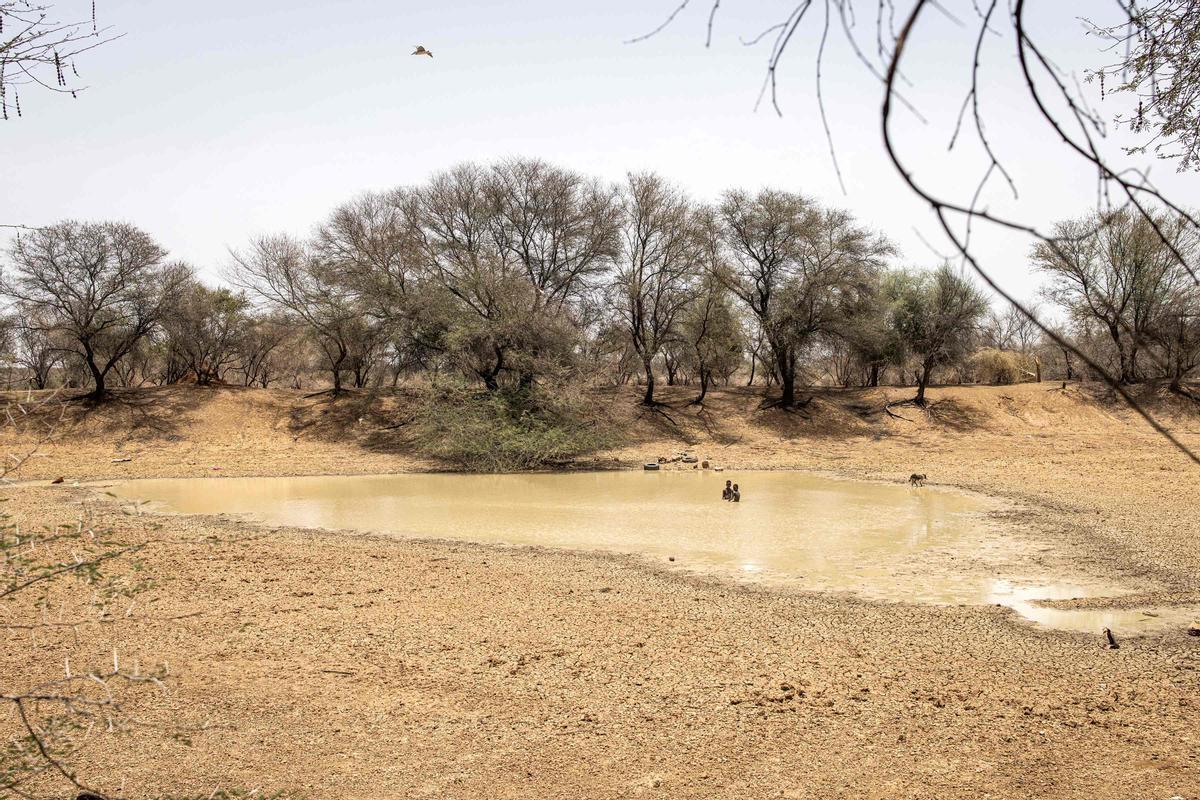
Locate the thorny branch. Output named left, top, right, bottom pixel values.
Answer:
left=630, top=0, right=1200, bottom=464
left=0, top=1, right=121, bottom=119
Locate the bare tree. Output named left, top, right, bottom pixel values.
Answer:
left=161, top=279, right=252, bottom=384
left=1, top=221, right=186, bottom=400
left=1035, top=208, right=1195, bottom=384
left=613, top=173, right=699, bottom=405
left=1154, top=290, right=1200, bottom=392
left=233, top=311, right=294, bottom=388
left=720, top=189, right=891, bottom=406
left=229, top=235, right=375, bottom=395
left=11, top=313, right=61, bottom=388
left=982, top=302, right=1042, bottom=355
left=631, top=0, right=1200, bottom=463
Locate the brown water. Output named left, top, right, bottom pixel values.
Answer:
left=106, top=471, right=1196, bottom=634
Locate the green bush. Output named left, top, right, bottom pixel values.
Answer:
left=411, top=384, right=614, bottom=471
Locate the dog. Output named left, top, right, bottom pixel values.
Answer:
left=908, top=473, right=927, bottom=487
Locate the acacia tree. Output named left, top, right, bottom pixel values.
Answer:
left=613, top=173, right=699, bottom=405
left=718, top=189, right=812, bottom=406
left=1154, top=286, right=1200, bottom=391
left=720, top=189, right=891, bottom=406
left=230, top=235, right=376, bottom=394
left=486, top=159, right=621, bottom=388
left=161, top=279, right=252, bottom=384
left=399, top=165, right=530, bottom=391
left=1035, top=208, right=1195, bottom=384
left=9, top=311, right=60, bottom=388
left=1, top=221, right=185, bottom=400
left=398, top=162, right=618, bottom=391
left=681, top=271, right=743, bottom=404
left=315, top=190, right=445, bottom=387
left=982, top=303, right=1042, bottom=355
left=633, top=1, right=1200, bottom=463
left=232, top=311, right=294, bottom=388
left=887, top=264, right=989, bottom=405
left=834, top=277, right=900, bottom=389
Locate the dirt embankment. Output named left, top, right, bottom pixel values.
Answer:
left=1, top=382, right=1198, bottom=799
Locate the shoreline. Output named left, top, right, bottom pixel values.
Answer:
left=87, top=469, right=1198, bottom=638
left=3, top=384, right=1199, bottom=799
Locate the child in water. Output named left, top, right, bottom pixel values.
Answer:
left=722, top=480, right=732, bottom=501
left=731, top=483, right=741, bottom=502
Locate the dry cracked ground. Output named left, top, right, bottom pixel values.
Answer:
left=2, top=382, right=1198, bottom=799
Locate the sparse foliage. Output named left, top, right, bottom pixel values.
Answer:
left=0, top=221, right=187, bottom=400
left=1086, top=0, right=1200, bottom=170
left=886, top=264, right=989, bottom=405
left=0, top=1, right=118, bottom=120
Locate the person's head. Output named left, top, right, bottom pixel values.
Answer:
left=725, top=480, right=732, bottom=487
left=732, top=483, right=739, bottom=491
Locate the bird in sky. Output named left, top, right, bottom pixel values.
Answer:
left=412, top=46, right=433, bottom=57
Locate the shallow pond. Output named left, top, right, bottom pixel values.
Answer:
left=106, top=471, right=1195, bottom=635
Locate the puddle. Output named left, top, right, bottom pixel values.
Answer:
left=104, top=471, right=1196, bottom=634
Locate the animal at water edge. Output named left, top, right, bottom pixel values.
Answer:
left=908, top=473, right=927, bottom=487
left=412, top=45, right=433, bottom=57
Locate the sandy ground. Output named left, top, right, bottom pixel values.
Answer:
left=2, top=382, right=1199, bottom=799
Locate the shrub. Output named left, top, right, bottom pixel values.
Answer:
left=969, top=348, right=1035, bottom=385
left=410, top=384, right=614, bottom=471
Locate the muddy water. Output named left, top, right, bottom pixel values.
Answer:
left=106, top=471, right=1194, bottom=634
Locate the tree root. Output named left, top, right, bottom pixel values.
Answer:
left=1169, top=383, right=1200, bottom=405
left=883, top=396, right=925, bottom=421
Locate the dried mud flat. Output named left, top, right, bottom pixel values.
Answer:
left=2, top=383, right=1199, bottom=799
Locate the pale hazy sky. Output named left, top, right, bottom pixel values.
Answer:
left=4, top=1, right=1194, bottom=304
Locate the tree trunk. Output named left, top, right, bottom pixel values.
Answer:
left=775, top=346, right=795, bottom=407
left=84, top=348, right=106, bottom=400
left=747, top=353, right=757, bottom=386
left=915, top=362, right=933, bottom=405
left=693, top=368, right=710, bottom=404
left=1108, top=323, right=1132, bottom=384
left=868, top=363, right=880, bottom=388
left=641, top=357, right=656, bottom=405
left=480, top=345, right=504, bottom=391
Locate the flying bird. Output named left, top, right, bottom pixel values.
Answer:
left=412, top=45, right=433, bottom=57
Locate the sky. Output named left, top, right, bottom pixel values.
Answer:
left=3, top=1, right=1195, bottom=307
